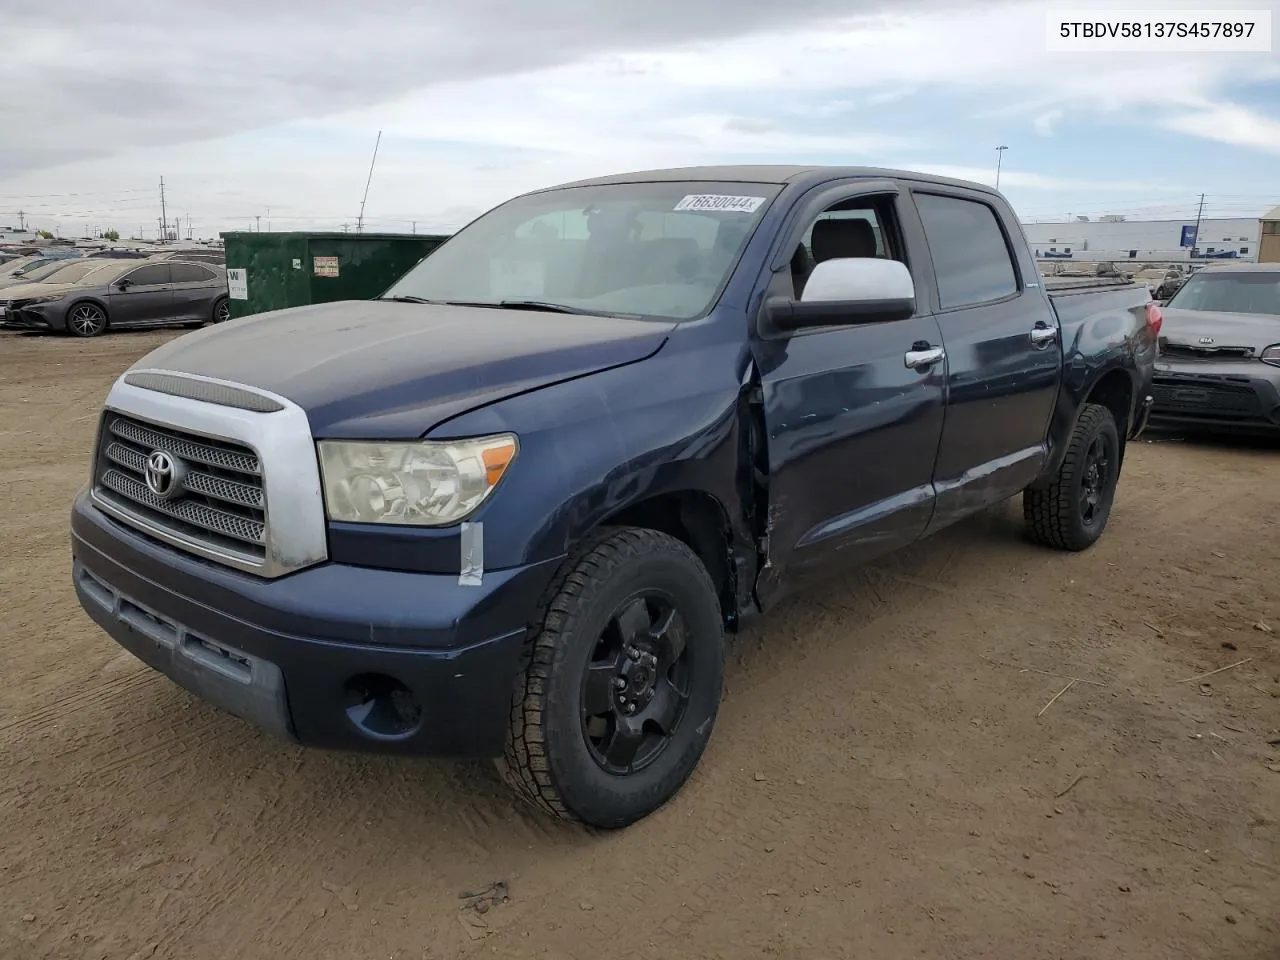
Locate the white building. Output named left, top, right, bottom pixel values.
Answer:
left=0, top=228, right=39, bottom=245
left=1021, top=216, right=1261, bottom=263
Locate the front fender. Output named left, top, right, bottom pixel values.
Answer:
left=427, top=335, right=752, bottom=570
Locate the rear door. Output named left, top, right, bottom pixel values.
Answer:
left=107, top=263, right=174, bottom=326
left=750, top=180, right=946, bottom=606
left=168, top=262, right=220, bottom=321
left=909, top=189, right=1061, bottom=532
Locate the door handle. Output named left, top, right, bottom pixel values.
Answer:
left=1030, top=323, right=1058, bottom=346
left=904, top=345, right=945, bottom=370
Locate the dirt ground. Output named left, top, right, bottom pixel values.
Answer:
left=1, top=329, right=1277, bottom=960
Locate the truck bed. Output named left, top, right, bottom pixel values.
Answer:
left=1042, top=275, right=1142, bottom=296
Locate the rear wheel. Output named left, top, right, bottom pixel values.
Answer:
left=499, top=527, right=725, bottom=828
left=1024, top=403, right=1121, bottom=551
left=66, top=302, right=107, bottom=338
left=211, top=297, right=230, bottom=324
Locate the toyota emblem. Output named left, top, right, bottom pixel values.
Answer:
left=144, top=450, right=182, bottom=499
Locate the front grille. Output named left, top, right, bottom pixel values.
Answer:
left=1160, top=343, right=1253, bottom=362
left=93, top=413, right=267, bottom=562
left=1151, top=376, right=1261, bottom=419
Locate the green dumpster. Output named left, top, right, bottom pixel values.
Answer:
left=219, top=231, right=450, bottom=320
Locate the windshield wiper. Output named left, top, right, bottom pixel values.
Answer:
left=488, top=299, right=593, bottom=315
left=384, top=297, right=596, bottom=315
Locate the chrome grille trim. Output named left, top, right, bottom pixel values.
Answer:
left=123, top=371, right=286, bottom=413
left=100, top=469, right=266, bottom=546
left=108, top=417, right=261, bottom=475
left=104, top=440, right=264, bottom=509
left=90, top=368, right=327, bottom=579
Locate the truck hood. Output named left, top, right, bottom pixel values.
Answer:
left=1160, top=306, right=1280, bottom=353
left=129, top=299, right=674, bottom=437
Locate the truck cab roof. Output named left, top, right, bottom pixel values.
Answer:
left=536, top=164, right=1005, bottom=199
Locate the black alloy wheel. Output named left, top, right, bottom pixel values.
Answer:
left=67, top=302, right=107, bottom=337
left=580, top=591, right=692, bottom=775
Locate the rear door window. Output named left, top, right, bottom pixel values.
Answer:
left=170, top=263, right=215, bottom=284
left=915, top=193, right=1019, bottom=309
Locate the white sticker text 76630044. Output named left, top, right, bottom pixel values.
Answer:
left=673, top=195, right=767, bottom=214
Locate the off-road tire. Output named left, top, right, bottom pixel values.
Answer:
left=498, top=527, right=725, bottom=828
left=1024, top=402, right=1121, bottom=551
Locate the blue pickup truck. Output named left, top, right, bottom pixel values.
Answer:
left=71, top=165, right=1157, bottom=828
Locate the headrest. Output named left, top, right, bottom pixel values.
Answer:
left=811, top=218, right=878, bottom=261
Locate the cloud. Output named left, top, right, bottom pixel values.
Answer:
left=1163, top=103, right=1280, bottom=153
left=903, top=163, right=1177, bottom=192
left=2, top=0, right=1277, bottom=235
left=1033, top=110, right=1063, bottom=136
left=0, top=0, right=927, bottom=177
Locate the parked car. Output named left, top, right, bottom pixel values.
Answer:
left=70, top=165, right=1157, bottom=828
left=0, top=257, right=95, bottom=292
left=87, top=249, right=152, bottom=259
left=149, top=249, right=225, bottom=265
left=0, top=259, right=229, bottom=335
left=1150, top=262, right=1280, bottom=433
left=0, top=256, right=39, bottom=279
left=0, top=256, right=70, bottom=288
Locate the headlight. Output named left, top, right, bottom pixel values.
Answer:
left=1261, top=344, right=1280, bottom=368
left=23, top=294, right=64, bottom=305
left=317, top=434, right=518, bottom=526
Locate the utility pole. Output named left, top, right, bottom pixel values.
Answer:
left=255, top=215, right=261, bottom=232
left=356, top=129, right=382, bottom=234
left=16, top=210, right=26, bottom=231
left=995, top=145, right=1008, bottom=190
left=159, top=177, right=168, bottom=243
left=186, top=214, right=192, bottom=240
left=267, top=208, right=271, bottom=231
left=412, top=221, right=416, bottom=235
left=1190, top=193, right=1206, bottom=259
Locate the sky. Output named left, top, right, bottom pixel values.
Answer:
left=1, top=0, right=1278, bottom=240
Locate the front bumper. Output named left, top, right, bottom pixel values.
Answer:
left=1149, top=360, right=1280, bottom=433
left=71, top=490, right=562, bottom=757
left=0, top=301, right=54, bottom=330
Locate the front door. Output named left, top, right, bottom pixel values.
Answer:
left=910, top=190, right=1061, bottom=532
left=751, top=186, right=945, bottom=607
left=107, top=263, right=174, bottom=326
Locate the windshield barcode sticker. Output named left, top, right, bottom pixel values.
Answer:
left=673, top=194, right=766, bottom=214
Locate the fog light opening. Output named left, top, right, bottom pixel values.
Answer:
left=342, top=673, right=423, bottom=740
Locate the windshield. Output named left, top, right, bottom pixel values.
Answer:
left=382, top=180, right=782, bottom=320
left=39, top=260, right=107, bottom=284
left=1166, top=270, right=1280, bottom=316
left=20, top=260, right=80, bottom=282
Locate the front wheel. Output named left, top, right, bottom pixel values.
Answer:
left=66, top=302, right=107, bottom=338
left=211, top=297, right=230, bottom=324
left=1023, top=403, right=1121, bottom=551
left=499, top=527, right=725, bottom=828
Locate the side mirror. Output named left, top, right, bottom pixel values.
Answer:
left=767, top=257, right=916, bottom=331
left=116, top=279, right=133, bottom=290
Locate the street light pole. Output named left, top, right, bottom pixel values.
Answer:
left=995, top=145, right=1008, bottom=190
